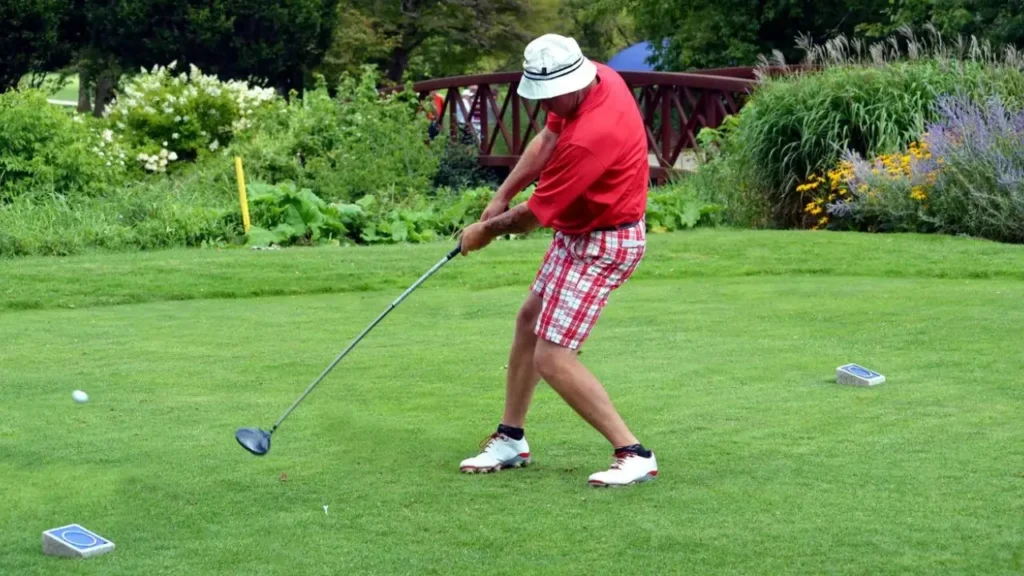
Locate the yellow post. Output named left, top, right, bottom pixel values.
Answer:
left=234, top=156, right=251, bottom=234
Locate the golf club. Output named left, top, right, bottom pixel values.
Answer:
left=236, top=243, right=462, bottom=456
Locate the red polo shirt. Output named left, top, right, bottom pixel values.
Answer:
left=526, top=62, right=649, bottom=235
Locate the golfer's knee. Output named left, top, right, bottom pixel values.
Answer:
left=533, top=341, right=565, bottom=381
left=515, top=296, right=542, bottom=336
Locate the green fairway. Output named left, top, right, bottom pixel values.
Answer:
left=2, top=230, right=1023, bottom=575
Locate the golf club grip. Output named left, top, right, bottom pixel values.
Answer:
left=447, top=243, right=461, bottom=259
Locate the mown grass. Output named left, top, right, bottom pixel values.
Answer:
left=1, top=230, right=1023, bottom=576
left=4, top=229, right=1024, bottom=312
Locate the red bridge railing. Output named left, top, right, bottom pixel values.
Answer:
left=391, top=67, right=787, bottom=182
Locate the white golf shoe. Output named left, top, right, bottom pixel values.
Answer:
left=588, top=450, right=658, bottom=487
left=459, top=433, right=531, bottom=474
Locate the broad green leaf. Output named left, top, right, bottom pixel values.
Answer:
left=245, top=226, right=278, bottom=247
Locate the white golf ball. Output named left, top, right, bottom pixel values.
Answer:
left=72, top=390, right=89, bottom=404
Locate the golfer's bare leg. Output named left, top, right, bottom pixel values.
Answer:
left=501, top=293, right=543, bottom=428
left=533, top=338, right=639, bottom=448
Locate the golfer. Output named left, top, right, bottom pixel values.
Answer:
left=458, top=34, right=657, bottom=487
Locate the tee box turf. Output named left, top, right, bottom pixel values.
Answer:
left=837, top=364, right=886, bottom=387
left=42, top=524, right=115, bottom=559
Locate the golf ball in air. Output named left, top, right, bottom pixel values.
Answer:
left=72, top=390, right=89, bottom=404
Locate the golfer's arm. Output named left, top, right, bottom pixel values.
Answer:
left=484, top=203, right=540, bottom=236
left=493, top=128, right=559, bottom=205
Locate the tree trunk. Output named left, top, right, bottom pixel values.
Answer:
left=386, top=47, right=409, bottom=83
left=76, top=67, right=91, bottom=114
left=93, top=71, right=114, bottom=118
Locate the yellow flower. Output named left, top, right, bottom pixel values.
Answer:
left=910, top=187, right=927, bottom=201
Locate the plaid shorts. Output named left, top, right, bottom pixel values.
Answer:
left=530, top=221, right=646, bottom=350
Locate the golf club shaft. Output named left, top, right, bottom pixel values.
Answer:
left=269, top=244, right=462, bottom=433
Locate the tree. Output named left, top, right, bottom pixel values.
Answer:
left=557, top=0, right=639, bottom=63
left=61, top=0, right=340, bottom=115
left=856, top=0, right=1024, bottom=49
left=325, top=0, right=530, bottom=83
left=633, top=0, right=890, bottom=70
left=0, top=0, right=72, bottom=92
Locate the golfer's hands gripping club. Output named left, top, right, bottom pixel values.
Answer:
left=459, top=222, right=493, bottom=256
left=479, top=198, right=509, bottom=222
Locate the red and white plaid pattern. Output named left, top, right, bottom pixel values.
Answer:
left=530, top=222, right=646, bottom=349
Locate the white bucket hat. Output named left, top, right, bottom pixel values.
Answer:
left=517, top=34, right=597, bottom=100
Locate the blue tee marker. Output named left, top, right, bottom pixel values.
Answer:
left=42, top=524, right=115, bottom=558
left=837, top=364, right=886, bottom=387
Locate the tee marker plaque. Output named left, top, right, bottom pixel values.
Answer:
left=42, top=524, right=115, bottom=558
left=837, top=364, right=886, bottom=387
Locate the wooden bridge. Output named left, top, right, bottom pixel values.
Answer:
left=396, top=66, right=780, bottom=182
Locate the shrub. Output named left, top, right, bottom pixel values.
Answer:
left=247, top=182, right=348, bottom=247
left=645, top=177, right=724, bottom=232
left=799, top=139, right=937, bottom=232
left=800, top=93, right=1024, bottom=243
left=431, top=124, right=493, bottom=190
left=918, top=94, right=1024, bottom=242
left=104, top=62, right=277, bottom=175
left=684, top=117, right=769, bottom=227
left=732, top=28, right=1024, bottom=227
left=0, top=182, right=242, bottom=257
left=0, top=90, right=120, bottom=201
left=231, top=68, right=445, bottom=203
left=245, top=184, right=500, bottom=248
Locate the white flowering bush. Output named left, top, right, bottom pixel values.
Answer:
left=104, top=61, right=278, bottom=174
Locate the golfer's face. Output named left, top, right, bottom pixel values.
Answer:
left=541, top=94, right=574, bottom=118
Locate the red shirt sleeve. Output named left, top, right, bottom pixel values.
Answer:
left=527, top=144, right=606, bottom=227
left=545, top=111, right=564, bottom=134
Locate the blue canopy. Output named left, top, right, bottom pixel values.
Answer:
left=605, top=41, right=659, bottom=71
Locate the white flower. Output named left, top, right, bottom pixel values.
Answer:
left=117, top=122, right=126, bottom=129
left=137, top=153, right=148, bottom=161
left=172, top=133, right=179, bottom=139
left=162, top=141, right=168, bottom=147
left=183, top=116, right=190, bottom=122
left=209, top=139, right=219, bottom=152
left=159, top=149, right=169, bottom=159
left=175, top=115, right=182, bottom=123
left=168, top=152, right=178, bottom=161
left=106, top=161, right=111, bottom=167
left=102, top=129, right=114, bottom=142
left=168, top=60, right=177, bottom=70
left=163, top=107, right=173, bottom=114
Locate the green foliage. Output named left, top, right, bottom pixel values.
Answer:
left=0, top=89, right=118, bottom=201
left=231, top=68, right=444, bottom=203
left=0, top=172, right=242, bottom=257
left=245, top=183, right=499, bottom=248
left=645, top=178, right=724, bottom=232
left=326, top=0, right=529, bottom=83
left=66, top=0, right=340, bottom=104
left=247, top=182, right=347, bottom=247
left=729, top=58, right=1024, bottom=226
left=556, top=0, right=637, bottom=62
left=104, top=62, right=277, bottom=174
left=633, top=0, right=889, bottom=70
left=0, top=0, right=72, bottom=93
left=856, top=0, right=1024, bottom=49
left=431, top=125, right=492, bottom=190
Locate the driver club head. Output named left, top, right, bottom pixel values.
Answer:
left=236, top=427, right=271, bottom=456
